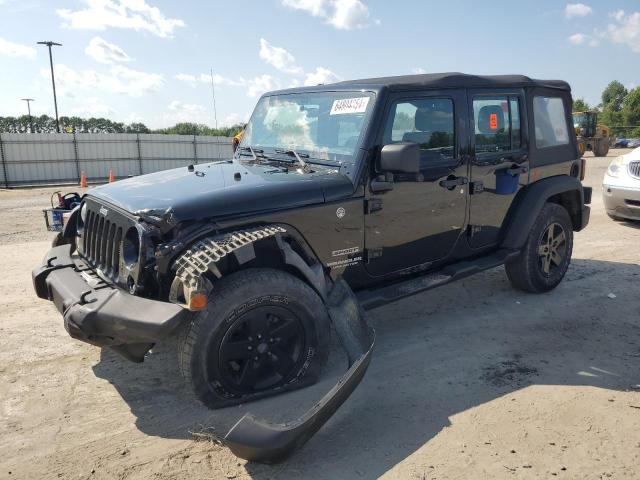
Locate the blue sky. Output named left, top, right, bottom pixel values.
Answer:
left=0, top=0, right=639, bottom=129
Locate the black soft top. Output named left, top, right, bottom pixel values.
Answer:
left=334, top=72, right=570, bottom=92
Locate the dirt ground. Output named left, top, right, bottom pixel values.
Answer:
left=1, top=150, right=639, bottom=480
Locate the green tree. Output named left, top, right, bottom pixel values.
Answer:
left=622, top=87, right=640, bottom=135
left=601, top=81, right=628, bottom=112
left=572, top=98, right=590, bottom=112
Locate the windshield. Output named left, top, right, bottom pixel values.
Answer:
left=239, top=91, right=375, bottom=165
left=573, top=113, right=586, bottom=126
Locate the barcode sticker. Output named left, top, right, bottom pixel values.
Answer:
left=330, top=97, right=370, bottom=115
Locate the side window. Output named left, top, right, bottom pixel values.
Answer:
left=386, top=98, right=455, bottom=160
left=533, top=96, right=569, bottom=148
left=473, top=96, right=522, bottom=154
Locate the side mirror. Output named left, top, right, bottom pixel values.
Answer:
left=379, top=142, right=420, bottom=173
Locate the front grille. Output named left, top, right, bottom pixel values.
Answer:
left=629, top=161, right=640, bottom=179
left=79, top=199, right=133, bottom=282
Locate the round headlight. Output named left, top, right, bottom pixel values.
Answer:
left=123, top=227, right=141, bottom=267
left=77, top=202, right=87, bottom=233
left=80, top=202, right=88, bottom=222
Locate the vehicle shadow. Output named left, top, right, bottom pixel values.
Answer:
left=92, top=257, right=640, bottom=479
left=615, top=219, right=640, bottom=229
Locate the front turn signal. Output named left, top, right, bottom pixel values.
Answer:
left=189, top=293, right=208, bottom=311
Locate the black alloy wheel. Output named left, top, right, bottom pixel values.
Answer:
left=218, top=305, right=306, bottom=393
left=178, top=268, right=330, bottom=409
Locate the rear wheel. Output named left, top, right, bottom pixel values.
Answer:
left=505, top=203, right=573, bottom=293
left=178, top=268, right=330, bottom=409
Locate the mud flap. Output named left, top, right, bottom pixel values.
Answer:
left=223, top=278, right=375, bottom=463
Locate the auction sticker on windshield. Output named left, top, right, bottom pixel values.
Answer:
left=330, top=97, right=370, bottom=115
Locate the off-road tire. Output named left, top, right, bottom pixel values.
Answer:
left=593, top=138, right=610, bottom=157
left=178, top=268, right=330, bottom=409
left=505, top=203, right=573, bottom=293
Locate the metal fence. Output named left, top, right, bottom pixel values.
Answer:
left=0, top=133, right=234, bottom=187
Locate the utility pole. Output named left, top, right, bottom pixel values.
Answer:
left=210, top=68, right=218, bottom=130
left=21, top=98, right=35, bottom=133
left=37, top=41, right=62, bottom=133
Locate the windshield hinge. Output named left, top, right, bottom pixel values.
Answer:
left=365, top=198, right=383, bottom=214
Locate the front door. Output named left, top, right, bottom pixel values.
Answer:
left=467, top=89, right=529, bottom=247
left=364, top=90, right=469, bottom=277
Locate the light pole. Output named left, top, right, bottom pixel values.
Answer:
left=21, top=98, right=34, bottom=132
left=37, top=41, right=62, bottom=133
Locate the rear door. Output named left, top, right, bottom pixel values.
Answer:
left=364, top=90, right=469, bottom=277
left=467, top=89, right=529, bottom=247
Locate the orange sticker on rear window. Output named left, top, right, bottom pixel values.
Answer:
left=489, top=113, right=498, bottom=130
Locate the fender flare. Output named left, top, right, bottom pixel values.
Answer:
left=169, top=224, right=329, bottom=309
left=501, top=175, right=587, bottom=250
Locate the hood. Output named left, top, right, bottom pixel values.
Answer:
left=88, top=160, right=354, bottom=224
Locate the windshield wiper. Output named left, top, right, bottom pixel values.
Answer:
left=236, top=146, right=265, bottom=162
left=274, top=148, right=311, bottom=173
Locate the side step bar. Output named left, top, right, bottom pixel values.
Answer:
left=357, top=248, right=519, bottom=310
left=224, top=279, right=375, bottom=463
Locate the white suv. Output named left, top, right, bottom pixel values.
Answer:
left=603, top=147, right=640, bottom=221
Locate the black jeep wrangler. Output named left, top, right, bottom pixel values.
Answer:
left=33, top=73, right=591, bottom=463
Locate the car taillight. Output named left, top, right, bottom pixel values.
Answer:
left=580, top=158, right=586, bottom=181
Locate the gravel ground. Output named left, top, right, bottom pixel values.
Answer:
left=1, top=150, right=639, bottom=479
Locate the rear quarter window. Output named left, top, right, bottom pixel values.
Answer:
left=533, top=96, right=570, bottom=149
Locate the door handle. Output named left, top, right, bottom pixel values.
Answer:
left=439, top=176, right=468, bottom=190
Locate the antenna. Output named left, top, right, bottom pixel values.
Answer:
left=210, top=68, right=218, bottom=130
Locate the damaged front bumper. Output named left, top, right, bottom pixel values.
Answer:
left=33, top=246, right=375, bottom=464
left=32, top=244, right=187, bottom=361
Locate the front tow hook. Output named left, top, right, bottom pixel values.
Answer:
left=223, top=278, right=376, bottom=463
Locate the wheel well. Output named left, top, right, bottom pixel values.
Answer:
left=173, top=232, right=329, bottom=304
left=547, top=190, right=581, bottom=229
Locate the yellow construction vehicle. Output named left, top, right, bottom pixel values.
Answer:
left=572, top=111, right=611, bottom=157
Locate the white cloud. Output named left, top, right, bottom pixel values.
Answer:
left=0, top=37, right=36, bottom=59
left=46, top=64, right=163, bottom=98
left=412, top=67, right=427, bottom=74
left=282, top=0, right=377, bottom=30
left=161, top=100, right=210, bottom=125
left=57, top=0, right=185, bottom=38
left=568, top=33, right=598, bottom=47
left=602, top=10, right=640, bottom=53
left=304, top=67, right=340, bottom=86
left=174, top=73, right=199, bottom=86
left=246, top=74, right=279, bottom=97
left=222, top=112, right=248, bottom=126
left=568, top=33, right=587, bottom=45
left=329, top=0, right=374, bottom=30
left=259, top=38, right=303, bottom=74
left=565, top=3, right=593, bottom=18
left=85, top=36, right=130, bottom=64
left=174, top=72, right=246, bottom=88
left=282, top=0, right=327, bottom=17
left=70, top=97, right=115, bottom=117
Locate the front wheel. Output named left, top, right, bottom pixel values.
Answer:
left=178, top=268, right=330, bottom=409
left=505, top=203, right=574, bottom=293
